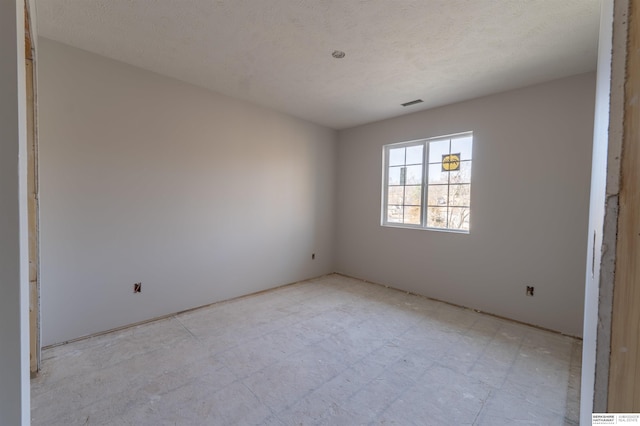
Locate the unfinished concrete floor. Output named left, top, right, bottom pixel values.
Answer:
left=31, top=274, right=582, bottom=425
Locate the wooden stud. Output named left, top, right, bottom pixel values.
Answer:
left=608, top=0, right=640, bottom=412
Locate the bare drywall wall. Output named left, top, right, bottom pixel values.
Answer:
left=37, top=38, right=337, bottom=346
left=336, top=73, right=595, bottom=336
left=581, top=0, right=628, bottom=421
left=0, top=1, right=30, bottom=424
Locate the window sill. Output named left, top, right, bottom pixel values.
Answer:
left=381, top=223, right=470, bottom=234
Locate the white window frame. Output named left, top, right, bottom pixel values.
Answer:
left=381, top=132, right=473, bottom=233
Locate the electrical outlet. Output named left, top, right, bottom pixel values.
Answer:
left=134, top=282, right=142, bottom=293
left=526, top=286, right=534, bottom=296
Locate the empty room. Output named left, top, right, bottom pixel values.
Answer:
left=3, top=0, right=640, bottom=425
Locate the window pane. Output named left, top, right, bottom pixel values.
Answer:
left=448, top=207, right=470, bottom=230
left=427, top=184, right=448, bottom=206
left=388, top=166, right=403, bottom=185
left=404, top=206, right=421, bottom=225
left=405, top=165, right=422, bottom=185
left=389, top=148, right=405, bottom=166
left=451, top=135, right=473, bottom=160
left=428, top=139, right=450, bottom=163
left=387, top=205, right=403, bottom=223
left=428, top=163, right=449, bottom=184
left=383, top=134, right=472, bottom=232
left=405, top=185, right=422, bottom=205
left=450, top=160, right=472, bottom=184
left=449, top=184, right=470, bottom=207
left=406, top=145, right=423, bottom=165
left=388, top=186, right=404, bottom=205
left=427, top=207, right=448, bottom=228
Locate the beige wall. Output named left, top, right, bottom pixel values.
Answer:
left=336, top=73, right=595, bottom=337
left=38, top=38, right=337, bottom=346
left=38, top=37, right=596, bottom=345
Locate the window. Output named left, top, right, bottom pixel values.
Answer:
left=382, top=132, right=472, bottom=232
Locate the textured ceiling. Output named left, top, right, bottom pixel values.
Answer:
left=35, top=0, right=601, bottom=130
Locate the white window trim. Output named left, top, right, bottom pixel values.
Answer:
left=381, top=131, right=473, bottom=233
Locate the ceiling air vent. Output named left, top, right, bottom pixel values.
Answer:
left=401, top=99, right=424, bottom=107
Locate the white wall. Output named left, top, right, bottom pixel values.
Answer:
left=336, top=73, right=595, bottom=336
left=0, top=1, right=30, bottom=424
left=38, top=38, right=337, bottom=346
left=581, top=0, right=613, bottom=417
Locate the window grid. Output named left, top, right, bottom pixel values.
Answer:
left=383, top=133, right=472, bottom=232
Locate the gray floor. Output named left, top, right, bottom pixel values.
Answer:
left=31, top=274, right=582, bottom=425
